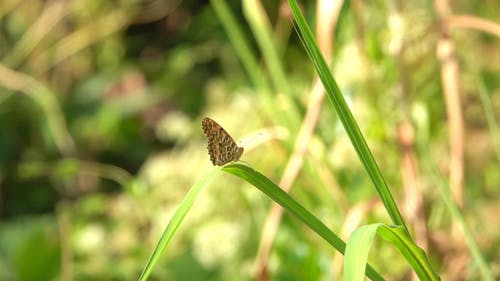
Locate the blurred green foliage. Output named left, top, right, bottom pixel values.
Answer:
left=0, top=0, right=499, bottom=280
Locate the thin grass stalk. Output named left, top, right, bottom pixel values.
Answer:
left=287, top=0, right=407, bottom=230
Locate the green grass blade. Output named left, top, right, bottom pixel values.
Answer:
left=242, top=0, right=290, bottom=96
left=210, top=0, right=271, bottom=93
left=344, top=224, right=380, bottom=281
left=137, top=168, right=220, bottom=281
left=211, top=0, right=299, bottom=128
left=286, top=0, right=406, bottom=230
left=377, top=225, right=440, bottom=281
left=477, top=78, right=500, bottom=163
left=222, top=164, right=385, bottom=281
left=344, top=224, right=440, bottom=281
left=422, top=154, right=494, bottom=281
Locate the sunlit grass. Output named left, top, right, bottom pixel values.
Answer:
left=0, top=0, right=498, bottom=280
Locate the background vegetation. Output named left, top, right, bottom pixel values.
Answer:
left=0, top=0, right=499, bottom=280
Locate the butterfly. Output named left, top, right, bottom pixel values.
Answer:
left=201, top=117, right=244, bottom=166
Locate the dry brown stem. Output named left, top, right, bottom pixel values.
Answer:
left=254, top=1, right=344, bottom=279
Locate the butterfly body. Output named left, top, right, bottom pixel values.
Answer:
left=202, top=117, right=244, bottom=166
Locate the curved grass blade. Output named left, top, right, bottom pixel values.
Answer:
left=344, top=224, right=379, bottom=281
left=344, top=224, right=440, bottom=281
left=222, top=163, right=384, bottom=281
left=137, top=168, right=220, bottom=281
left=286, top=0, right=406, bottom=230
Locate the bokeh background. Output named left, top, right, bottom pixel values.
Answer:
left=0, top=0, right=499, bottom=280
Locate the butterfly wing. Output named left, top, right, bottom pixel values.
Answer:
left=202, top=117, right=243, bottom=166
left=201, top=117, right=220, bottom=165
